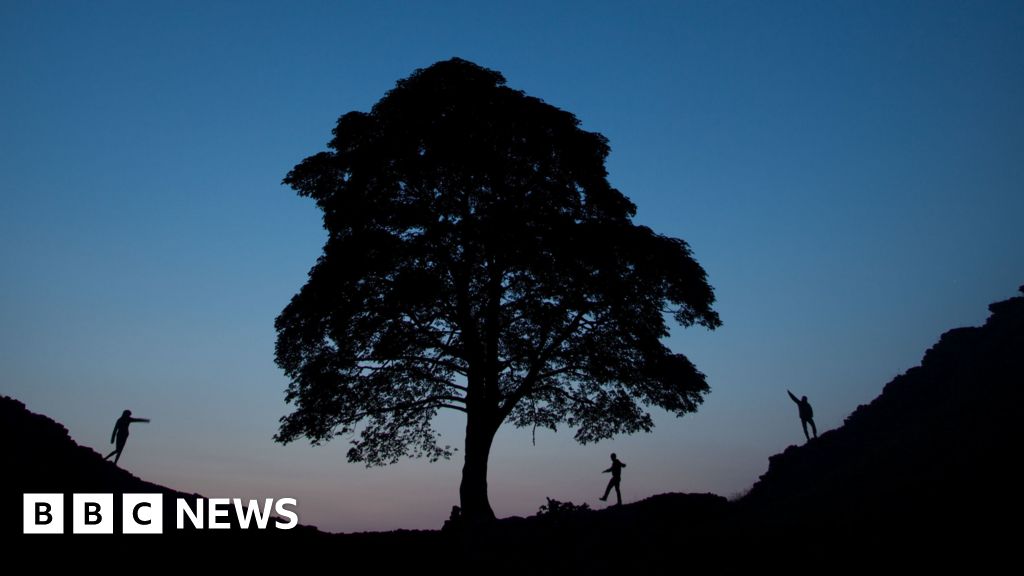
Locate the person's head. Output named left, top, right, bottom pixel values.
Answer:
left=610, top=453, right=617, bottom=460
left=801, top=396, right=808, bottom=402
left=123, top=409, right=132, bottom=417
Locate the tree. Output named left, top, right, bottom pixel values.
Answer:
left=274, top=58, right=721, bottom=523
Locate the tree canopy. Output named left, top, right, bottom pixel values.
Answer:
left=274, top=58, right=720, bottom=521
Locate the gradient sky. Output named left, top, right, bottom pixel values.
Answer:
left=2, top=1, right=1022, bottom=533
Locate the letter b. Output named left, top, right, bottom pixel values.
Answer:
left=73, top=494, right=113, bottom=534
left=85, top=502, right=102, bottom=525
left=37, top=502, right=52, bottom=525
left=23, top=494, right=63, bottom=534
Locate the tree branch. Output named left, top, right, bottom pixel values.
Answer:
left=543, top=385, right=599, bottom=408
left=348, top=395, right=467, bottom=421
left=536, top=365, right=582, bottom=381
left=498, top=308, right=588, bottom=420
left=356, top=354, right=468, bottom=376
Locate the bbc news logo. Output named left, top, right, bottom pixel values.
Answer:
left=23, top=494, right=298, bottom=534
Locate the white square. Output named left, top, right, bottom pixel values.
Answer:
left=122, top=494, right=163, bottom=534
left=72, top=493, right=114, bottom=534
left=23, top=493, right=63, bottom=534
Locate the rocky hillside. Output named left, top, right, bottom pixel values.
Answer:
left=4, top=286, right=1021, bottom=567
left=741, top=286, right=1023, bottom=552
left=1, top=395, right=198, bottom=535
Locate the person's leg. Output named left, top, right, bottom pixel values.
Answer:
left=600, top=477, right=614, bottom=501
left=810, top=419, right=818, bottom=439
left=614, top=479, right=621, bottom=505
left=113, top=438, right=126, bottom=465
left=802, top=420, right=810, bottom=442
left=104, top=450, right=117, bottom=460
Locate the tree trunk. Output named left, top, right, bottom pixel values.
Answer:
left=460, top=414, right=497, bottom=523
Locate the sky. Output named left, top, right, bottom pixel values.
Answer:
left=2, top=1, right=1022, bottom=533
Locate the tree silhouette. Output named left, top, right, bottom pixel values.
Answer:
left=274, top=58, right=721, bottom=522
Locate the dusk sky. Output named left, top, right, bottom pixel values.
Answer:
left=2, top=1, right=1021, bottom=532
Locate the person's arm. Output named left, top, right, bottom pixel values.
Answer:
left=110, top=424, right=117, bottom=444
left=787, top=390, right=799, bottom=404
left=130, top=418, right=150, bottom=423
left=621, top=462, right=626, bottom=468
left=603, top=467, right=611, bottom=473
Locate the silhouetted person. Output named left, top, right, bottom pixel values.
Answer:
left=788, top=390, right=817, bottom=441
left=104, top=409, right=150, bottom=465
left=599, top=453, right=626, bottom=505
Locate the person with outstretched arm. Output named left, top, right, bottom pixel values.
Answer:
left=599, top=453, right=626, bottom=505
left=787, top=390, right=817, bottom=442
left=104, top=409, right=150, bottom=465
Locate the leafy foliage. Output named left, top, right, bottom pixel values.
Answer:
left=274, top=58, right=720, bottom=486
left=537, top=497, right=592, bottom=517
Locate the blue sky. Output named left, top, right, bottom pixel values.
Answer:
left=2, top=1, right=1022, bottom=532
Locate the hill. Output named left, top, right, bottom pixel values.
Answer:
left=4, top=286, right=1022, bottom=568
left=739, top=285, right=1023, bottom=556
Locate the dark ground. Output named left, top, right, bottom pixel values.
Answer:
left=4, top=287, right=1021, bottom=571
